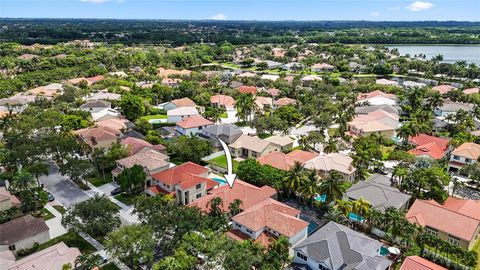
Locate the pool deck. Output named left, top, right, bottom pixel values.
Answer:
left=281, top=198, right=329, bottom=235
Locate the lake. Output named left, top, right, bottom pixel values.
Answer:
left=386, top=45, right=480, bottom=65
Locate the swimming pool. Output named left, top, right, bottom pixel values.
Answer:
left=300, top=214, right=320, bottom=235
left=211, top=177, right=227, bottom=185
left=348, top=212, right=365, bottom=222
left=380, top=246, right=389, bottom=256
left=314, top=194, right=326, bottom=202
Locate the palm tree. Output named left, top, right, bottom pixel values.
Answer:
left=426, top=91, right=444, bottom=110
left=318, top=171, right=344, bottom=204
left=297, top=169, right=319, bottom=204
left=207, top=197, right=224, bottom=217
left=334, top=200, right=352, bottom=218
left=10, top=170, right=37, bottom=193
left=75, top=254, right=102, bottom=270
left=228, top=199, right=243, bottom=216
left=351, top=198, right=371, bottom=221
left=323, top=138, right=338, bottom=154
left=283, top=162, right=306, bottom=195
left=235, top=93, right=258, bottom=123
left=367, top=208, right=383, bottom=230
left=391, top=165, right=409, bottom=186
left=298, top=135, right=309, bottom=150
left=325, top=207, right=347, bottom=224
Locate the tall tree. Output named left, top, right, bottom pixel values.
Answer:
left=117, top=164, right=147, bottom=195
left=318, top=171, right=345, bottom=204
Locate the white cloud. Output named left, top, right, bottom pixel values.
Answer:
left=369, top=11, right=380, bottom=17
left=406, top=1, right=434, bottom=11
left=209, top=13, right=227, bottom=20
left=388, top=6, right=401, bottom=11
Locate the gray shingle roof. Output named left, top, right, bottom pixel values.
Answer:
left=203, top=124, right=242, bottom=137
left=0, top=215, right=49, bottom=245
left=346, top=174, right=411, bottom=212
left=294, top=221, right=392, bottom=270
left=355, top=105, right=400, bottom=115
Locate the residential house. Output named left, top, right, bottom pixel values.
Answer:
left=162, top=97, right=197, bottom=111
left=0, top=187, right=20, bottom=212
left=310, top=63, right=334, bottom=72
left=257, top=150, right=318, bottom=171
left=238, top=86, right=257, bottom=94
left=76, top=126, right=121, bottom=151
left=189, top=179, right=277, bottom=212
left=0, top=215, right=50, bottom=252
left=2, top=242, right=81, bottom=270
left=448, top=142, right=480, bottom=172
left=408, top=134, right=450, bottom=160
left=434, top=101, right=474, bottom=117
left=376, top=78, right=399, bottom=86
left=399, top=256, right=447, bottom=270
left=282, top=62, right=303, bottom=72
left=120, top=136, right=166, bottom=156
left=166, top=107, right=199, bottom=123
left=91, top=108, right=122, bottom=122
left=260, top=60, right=282, bottom=69
left=347, top=109, right=399, bottom=139
left=293, top=221, right=392, bottom=270
left=157, top=67, right=191, bottom=78
left=272, top=48, right=286, bottom=58
left=265, top=88, right=280, bottom=97
left=96, top=118, right=128, bottom=133
left=264, top=135, right=294, bottom=151
left=150, top=162, right=218, bottom=205
left=201, top=123, right=243, bottom=147
left=175, top=115, right=214, bottom=136
left=86, top=91, right=121, bottom=101
left=255, top=96, right=273, bottom=112
left=26, top=83, right=63, bottom=98
left=356, top=90, right=398, bottom=106
left=348, top=62, right=367, bottom=73
left=79, top=100, right=111, bottom=114
left=112, top=149, right=170, bottom=181
left=403, top=81, right=427, bottom=89
left=229, top=134, right=281, bottom=158
left=237, top=72, right=257, bottom=78
left=432, top=84, right=456, bottom=95
left=274, top=97, right=296, bottom=107
left=463, top=87, right=480, bottom=95
left=17, top=54, right=39, bottom=60
left=301, top=75, right=322, bottom=83
left=161, top=78, right=182, bottom=87
left=345, top=174, right=411, bottom=212
left=228, top=198, right=308, bottom=248
left=210, top=94, right=235, bottom=109
left=355, top=104, right=400, bottom=115
left=303, top=153, right=356, bottom=181
left=406, top=197, right=480, bottom=250
left=261, top=74, right=280, bottom=81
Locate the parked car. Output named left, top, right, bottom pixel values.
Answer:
left=48, top=193, right=55, bottom=202
left=110, top=187, right=122, bottom=196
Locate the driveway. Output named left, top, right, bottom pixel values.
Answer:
left=39, top=163, right=90, bottom=207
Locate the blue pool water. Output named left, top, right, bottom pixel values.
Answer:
left=300, top=214, right=320, bottom=235
left=211, top=177, right=227, bottom=185
left=380, top=246, right=389, bottom=256
left=314, top=194, right=326, bottom=202
left=348, top=212, right=365, bottom=222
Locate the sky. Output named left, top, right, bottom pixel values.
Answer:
left=1, top=0, right=479, bottom=21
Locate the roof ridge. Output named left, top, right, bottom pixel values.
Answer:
left=421, top=199, right=480, bottom=222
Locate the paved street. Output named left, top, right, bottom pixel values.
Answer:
left=39, top=163, right=90, bottom=207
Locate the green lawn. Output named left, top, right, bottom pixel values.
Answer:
left=220, top=112, right=228, bottom=118
left=327, top=128, right=338, bottom=137
left=35, top=232, right=96, bottom=257
left=141, top=114, right=167, bottom=120
left=207, top=155, right=239, bottom=173
left=33, top=208, right=55, bottom=221
left=88, top=171, right=113, bottom=187
left=53, top=205, right=66, bottom=214
left=114, top=194, right=141, bottom=206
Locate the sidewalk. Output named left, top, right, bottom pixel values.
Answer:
left=45, top=203, right=68, bottom=238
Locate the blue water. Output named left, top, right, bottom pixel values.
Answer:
left=380, top=246, right=389, bottom=256
left=387, top=45, right=480, bottom=65
left=211, top=177, right=227, bottom=185
left=348, top=212, right=365, bottom=222
left=314, top=194, right=326, bottom=202
left=300, top=214, right=320, bottom=235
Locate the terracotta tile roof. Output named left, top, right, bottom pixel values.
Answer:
left=116, top=149, right=169, bottom=171
left=238, top=86, right=257, bottom=94
left=6, top=242, right=81, bottom=270
left=76, top=126, right=119, bottom=147
left=171, top=97, right=196, bottom=108
left=408, top=134, right=450, bottom=160
left=0, top=215, right=49, bottom=245
left=264, top=135, right=293, bottom=147
left=121, top=137, right=166, bottom=156
left=157, top=68, right=191, bottom=78
left=0, top=187, right=20, bottom=206
left=400, top=256, right=447, bottom=270
left=229, top=134, right=273, bottom=153
left=357, top=90, right=397, bottom=101
left=432, top=85, right=456, bottom=94
left=463, top=87, right=480, bottom=95
left=257, top=150, right=318, bottom=171
left=255, top=96, right=273, bottom=108
left=161, top=78, right=182, bottom=85
left=376, top=78, right=399, bottom=86
left=86, top=75, right=104, bottom=83
left=232, top=198, right=308, bottom=237
left=189, top=180, right=277, bottom=213
left=226, top=229, right=275, bottom=247
left=451, top=142, right=480, bottom=160
left=211, top=94, right=235, bottom=107
left=152, top=162, right=209, bottom=186
left=311, top=63, right=334, bottom=69
left=95, top=118, right=128, bottom=133
left=176, top=115, right=213, bottom=129
left=266, top=88, right=280, bottom=97
left=287, top=150, right=319, bottom=163
left=274, top=97, right=296, bottom=106
left=303, top=153, right=356, bottom=175
left=406, top=197, right=480, bottom=241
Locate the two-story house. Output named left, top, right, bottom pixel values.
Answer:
left=175, top=115, right=214, bottom=136
left=111, top=149, right=170, bottom=183
left=150, top=162, right=218, bottom=205
left=448, top=142, right=480, bottom=172
left=303, top=153, right=356, bottom=182
left=200, top=123, right=243, bottom=148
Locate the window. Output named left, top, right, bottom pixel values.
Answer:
left=246, top=229, right=253, bottom=234
left=196, top=183, right=202, bottom=190
left=8, top=245, right=15, bottom=251
left=448, top=236, right=460, bottom=246
left=196, top=193, right=202, bottom=199
left=318, top=264, right=329, bottom=270
left=296, top=252, right=307, bottom=261
left=426, top=227, right=438, bottom=237
left=465, top=158, right=471, bottom=163
left=453, top=155, right=460, bottom=160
